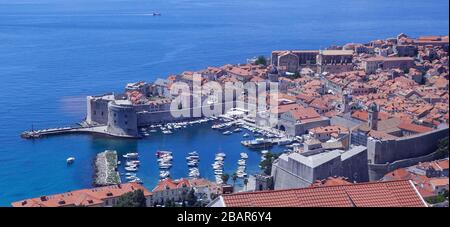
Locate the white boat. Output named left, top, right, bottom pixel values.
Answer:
left=160, top=171, right=170, bottom=178
left=222, top=131, right=232, bottom=135
left=243, top=133, right=250, bottom=138
left=126, top=176, right=137, bottom=180
left=150, top=129, right=157, bottom=133
left=215, top=156, right=224, bottom=161
left=240, top=153, right=248, bottom=159
left=188, top=151, right=199, bottom=156
left=187, top=162, right=198, bottom=167
left=159, top=163, right=172, bottom=169
left=261, top=150, right=269, bottom=155
left=216, top=153, right=226, bottom=157
left=66, top=157, right=75, bottom=165
left=125, top=173, right=135, bottom=176
left=233, top=128, right=242, bottom=132
left=125, top=166, right=138, bottom=172
left=123, top=153, right=139, bottom=159
left=162, top=130, right=173, bottom=134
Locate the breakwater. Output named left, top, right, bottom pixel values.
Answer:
left=94, top=150, right=121, bottom=186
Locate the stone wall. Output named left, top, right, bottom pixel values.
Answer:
left=367, top=127, right=449, bottom=180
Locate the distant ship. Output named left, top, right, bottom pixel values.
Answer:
left=152, top=12, right=161, bottom=16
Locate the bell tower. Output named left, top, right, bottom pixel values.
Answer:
left=368, top=102, right=379, bottom=130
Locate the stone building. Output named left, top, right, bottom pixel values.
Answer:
left=362, top=56, right=415, bottom=74
left=271, top=145, right=369, bottom=189
left=316, top=50, right=354, bottom=73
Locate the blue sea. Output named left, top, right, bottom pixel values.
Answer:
left=0, top=0, right=448, bottom=206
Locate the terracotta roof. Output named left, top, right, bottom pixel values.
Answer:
left=219, top=180, right=427, bottom=207
left=351, top=110, right=390, bottom=122
left=398, top=122, right=433, bottom=133
left=152, top=178, right=191, bottom=192
left=12, top=183, right=151, bottom=207
left=311, top=177, right=352, bottom=187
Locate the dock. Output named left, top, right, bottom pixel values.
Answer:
left=20, top=125, right=138, bottom=139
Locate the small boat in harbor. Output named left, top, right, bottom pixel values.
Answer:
left=240, top=152, right=248, bottom=159
left=66, top=157, right=75, bottom=165
left=233, top=128, right=242, bottom=132
left=188, top=151, right=199, bottom=156
left=243, top=133, right=250, bottom=138
left=216, top=153, right=226, bottom=157
left=123, top=153, right=139, bottom=159
left=162, top=130, right=173, bottom=134
left=222, top=131, right=232, bottom=135
left=160, top=171, right=170, bottom=179
left=125, top=166, right=138, bottom=172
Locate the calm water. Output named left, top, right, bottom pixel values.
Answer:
left=0, top=0, right=448, bottom=206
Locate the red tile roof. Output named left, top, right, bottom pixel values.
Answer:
left=152, top=178, right=191, bottom=192
left=11, top=183, right=151, bottom=207
left=398, top=122, right=433, bottom=133
left=219, top=180, right=427, bottom=207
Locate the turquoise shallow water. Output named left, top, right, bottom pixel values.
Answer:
left=0, top=0, right=448, bottom=206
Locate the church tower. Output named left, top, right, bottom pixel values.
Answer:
left=368, top=102, right=379, bottom=130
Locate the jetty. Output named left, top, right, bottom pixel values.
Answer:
left=20, top=125, right=139, bottom=139
left=94, top=150, right=121, bottom=186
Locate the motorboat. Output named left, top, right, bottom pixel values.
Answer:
left=187, top=161, right=198, bottom=167
left=243, top=133, right=250, bottom=138
left=241, top=138, right=273, bottom=149
left=123, top=153, right=139, bottom=159
left=261, top=150, right=269, bottom=155
left=240, top=152, right=248, bottom=159
left=162, top=130, right=173, bottom=134
left=188, top=151, right=199, bottom=156
left=160, top=171, right=170, bottom=178
left=125, top=166, right=138, bottom=172
left=216, top=153, right=226, bottom=157
left=222, top=131, right=232, bottom=135
left=233, top=128, right=242, bottom=132
left=66, top=157, right=75, bottom=165
left=159, top=163, right=172, bottom=169
left=214, top=156, right=224, bottom=161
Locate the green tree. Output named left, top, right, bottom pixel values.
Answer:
left=260, top=152, right=280, bottom=176
left=221, top=173, right=230, bottom=185
left=255, top=56, right=267, bottom=66
left=231, top=173, right=238, bottom=187
left=185, top=189, right=198, bottom=207
left=114, top=189, right=146, bottom=207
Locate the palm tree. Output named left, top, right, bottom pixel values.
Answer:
left=221, top=173, right=229, bottom=185
left=231, top=173, right=238, bottom=187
